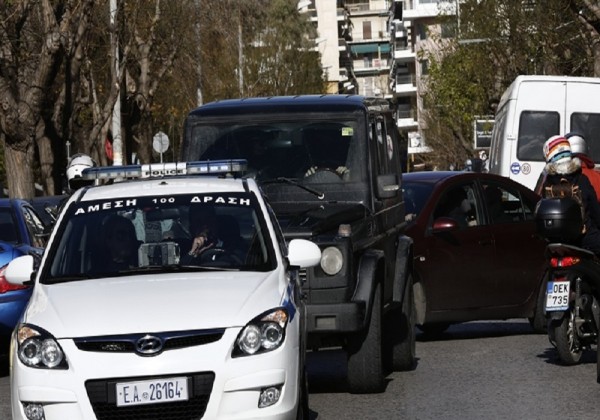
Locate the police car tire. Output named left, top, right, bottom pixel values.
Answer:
left=296, top=368, right=309, bottom=420
left=347, top=283, right=384, bottom=394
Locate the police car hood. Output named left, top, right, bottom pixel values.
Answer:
left=24, top=271, right=285, bottom=338
left=272, top=202, right=368, bottom=238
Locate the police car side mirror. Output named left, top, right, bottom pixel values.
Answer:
left=376, top=174, right=400, bottom=199
left=287, top=239, right=321, bottom=269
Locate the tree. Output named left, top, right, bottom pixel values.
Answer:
left=420, top=0, right=595, bottom=169
left=0, top=0, right=325, bottom=197
left=0, top=0, right=95, bottom=199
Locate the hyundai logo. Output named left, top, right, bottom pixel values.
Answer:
left=135, top=335, right=164, bottom=356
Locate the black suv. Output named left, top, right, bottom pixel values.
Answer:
left=181, top=95, right=415, bottom=393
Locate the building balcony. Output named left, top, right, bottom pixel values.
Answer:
left=353, top=58, right=391, bottom=75
left=392, top=74, right=417, bottom=96
left=392, top=47, right=415, bottom=62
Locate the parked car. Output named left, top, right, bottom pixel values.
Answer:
left=6, top=160, right=320, bottom=420
left=0, top=198, right=48, bottom=352
left=30, top=194, right=68, bottom=227
left=403, top=171, right=547, bottom=334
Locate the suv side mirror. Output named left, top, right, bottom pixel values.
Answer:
left=376, top=174, right=400, bottom=199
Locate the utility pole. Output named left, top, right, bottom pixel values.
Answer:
left=195, top=0, right=203, bottom=106
left=110, top=0, right=123, bottom=165
left=238, top=8, right=244, bottom=96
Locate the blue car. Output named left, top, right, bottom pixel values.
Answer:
left=0, top=199, right=48, bottom=352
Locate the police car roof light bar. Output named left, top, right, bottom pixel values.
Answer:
left=81, top=159, right=248, bottom=181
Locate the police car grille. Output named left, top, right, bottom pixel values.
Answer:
left=86, top=372, right=214, bottom=420
left=74, top=330, right=225, bottom=353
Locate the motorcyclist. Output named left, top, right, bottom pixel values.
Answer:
left=66, top=153, right=96, bottom=193
left=541, top=135, right=600, bottom=254
left=566, top=131, right=600, bottom=202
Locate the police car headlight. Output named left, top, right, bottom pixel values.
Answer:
left=320, top=246, right=344, bottom=275
left=233, top=308, right=288, bottom=357
left=16, top=324, right=68, bottom=369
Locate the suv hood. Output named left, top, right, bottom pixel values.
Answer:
left=24, top=271, right=283, bottom=338
left=271, top=202, right=368, bottom=238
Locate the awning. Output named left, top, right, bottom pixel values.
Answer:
left=351, top=43, right=390, bottom=54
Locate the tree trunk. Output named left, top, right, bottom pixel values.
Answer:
left=37, top=135, right=56, bottom=195
left=594, top=40, right=600, bottom=77
left=5, top=143, right=35, bottom=200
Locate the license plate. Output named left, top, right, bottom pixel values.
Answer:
left=545, top=280, right=570, bottom=311
left=116, top=377, right=188, bottom=407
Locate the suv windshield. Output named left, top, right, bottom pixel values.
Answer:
left=184, top=118, right=365, bottom=184
left=43, top=192, right=275, bottom=283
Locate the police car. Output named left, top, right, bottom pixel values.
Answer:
left=6, top=160, right=320, bottom=420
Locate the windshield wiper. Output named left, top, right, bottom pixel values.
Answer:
left=262, top=177, right=324, bottom=199
left=45, top=274, right=94, bottom=284
left=119, top=265, right=241, bottom=273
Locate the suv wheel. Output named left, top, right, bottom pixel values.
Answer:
left=346, top=283, right=384, bottom=394
left=386, top=275, right=416, bottom=371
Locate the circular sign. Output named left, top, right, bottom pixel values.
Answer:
left=510, top=162, right=521, bottom=175
left=153, top=132, right=169, bottom=154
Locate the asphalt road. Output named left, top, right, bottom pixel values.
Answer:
left=1, top=320, right=599, bottom=419
left=307, top=320, right=600, bottom=420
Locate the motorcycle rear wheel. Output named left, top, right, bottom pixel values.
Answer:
left=551, top=309, right=582, bottom=365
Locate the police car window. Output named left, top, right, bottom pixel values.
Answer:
left=44, top=193, right=276, bottom=283
left=517, top=111, right=560, bottom=161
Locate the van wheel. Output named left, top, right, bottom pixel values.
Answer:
left=347, top=283, right=384, bottom=394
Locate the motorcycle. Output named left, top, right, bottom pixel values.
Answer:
left=535, top=197, right=600, bottom=382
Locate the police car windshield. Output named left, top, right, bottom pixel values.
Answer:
left=43, top=193, right=276, bottom=283
left=184, top=119, right=365, bottom=183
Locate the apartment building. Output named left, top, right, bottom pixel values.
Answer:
left=305, top=0, right=456, bottom=160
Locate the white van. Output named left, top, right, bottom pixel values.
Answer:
left=488, top=75, right=600, bottom=191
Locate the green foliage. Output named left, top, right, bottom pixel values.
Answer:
left=420, top=0, right=597, bottom=169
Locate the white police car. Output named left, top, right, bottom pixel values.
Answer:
left=6, top=160, right=320, bottom=420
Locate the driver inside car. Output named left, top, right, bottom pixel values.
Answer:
left=188, top=204, right=221, bottom=257
left=303, top=130, right=350, bottom=180
left=184, top=204, right=246, bottom=266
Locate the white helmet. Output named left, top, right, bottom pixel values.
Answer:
left=566, top=132, right=588, bottom=155
left=66, top=153, right=96, bottom=191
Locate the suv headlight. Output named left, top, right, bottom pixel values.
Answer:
left=320, top=246, right=344, bottom=275
left=233, top=308, right=288, bottom=357
left=16, top=324, right=68, bottom=369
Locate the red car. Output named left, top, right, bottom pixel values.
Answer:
left=403, top=171, right=547, bottom=335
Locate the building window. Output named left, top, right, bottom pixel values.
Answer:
left=441, top=22, right=457, bottom=39
left=363, top=21, right=372, bottom=40
left=417, top=23, right=428, bottom=41
left=420, top=60, right=429, bottom=75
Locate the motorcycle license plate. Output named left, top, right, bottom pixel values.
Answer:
left=545, top=280, right=570, bottom=311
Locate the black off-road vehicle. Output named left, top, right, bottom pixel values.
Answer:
left=181, top=95, right=415, bottom=393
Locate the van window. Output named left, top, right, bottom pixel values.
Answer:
left=517, top=111, right=560, bottom=161
left=571, top=113, right=600, bottom=162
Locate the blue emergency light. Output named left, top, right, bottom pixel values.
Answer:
left=81, top=160, right=248, bottom=181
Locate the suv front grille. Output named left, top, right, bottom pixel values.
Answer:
left=85, top=372, right=214, bottom=420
